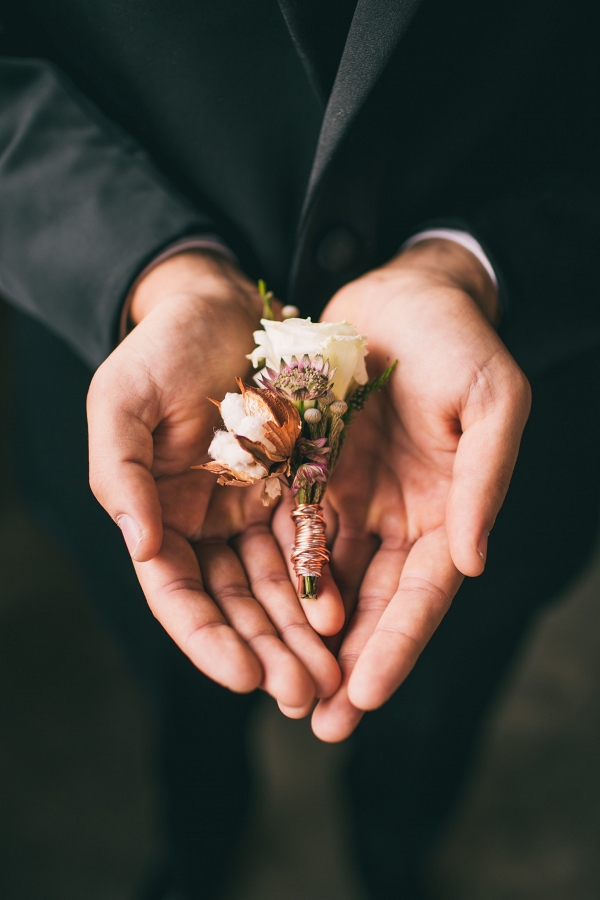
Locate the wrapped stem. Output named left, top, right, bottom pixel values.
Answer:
left=290, top=503, right=330, bottom=599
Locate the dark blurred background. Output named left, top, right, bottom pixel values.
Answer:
left=1, top=297, right=600, bottom=900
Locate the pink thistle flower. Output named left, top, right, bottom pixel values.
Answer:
left=259, top=354, right=335, bottom=402
left=291, top=437, right=331, bottom=496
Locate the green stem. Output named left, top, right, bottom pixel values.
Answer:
left=299, top=575, right=319, bottom=600
left=258, top=279, right=275, bottom=320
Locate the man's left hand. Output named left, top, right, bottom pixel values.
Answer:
left=307, top=239, right=531, bottom=741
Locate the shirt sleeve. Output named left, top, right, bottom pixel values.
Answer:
left=400, top=228, right=498, bottom=291
left=118, top=235, right=238, bottom=340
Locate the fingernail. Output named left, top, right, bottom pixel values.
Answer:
left=477, top=532, right=489, bottom=567
left=116, top=514, right=143, bottom=559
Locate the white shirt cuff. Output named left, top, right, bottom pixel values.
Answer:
left=119, top=235, right=237, bottom=340
left=400, top=228, right=498, bottom=290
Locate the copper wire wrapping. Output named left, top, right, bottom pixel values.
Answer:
left=290, top=503, right=330, bottom=583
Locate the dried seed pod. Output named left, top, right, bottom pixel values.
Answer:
left=194, top=380, right=301, bottom=486
left=304, top=407, right=322, bottom=424
left=317, top=390, right=336, bottom=411
left=329, top=399, right=348, bottom=416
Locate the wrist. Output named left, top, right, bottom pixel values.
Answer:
left=128, top=249, right=263, bottom=326
left=389, top=238, right=500, bottom=325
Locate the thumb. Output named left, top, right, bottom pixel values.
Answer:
left=447, top=364, right=531, bottom=576
left=87, top=362, right=163, bottom=562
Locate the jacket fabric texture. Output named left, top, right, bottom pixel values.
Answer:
left=0, top=0, right=598, bottom=373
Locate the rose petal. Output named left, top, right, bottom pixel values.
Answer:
left=247, top=317, right=368, bottom=399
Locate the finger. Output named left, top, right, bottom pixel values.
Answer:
left=312, top=657, right=364, bottom=742
left=447, top=364, right=531, bottom=576
left=272, top=497, right=345, bottom=636
left=324, top=460, right=397, bottom=628
left=233, top=523, right=342, bottom=698
left=347, top=526, right=463, bottom=711
left=196, top=538, right=316, bottom=709
left=312, top=541, right=408, bottom=741
left=134, top=527, right=262, bottom=692
left=278, top=698, right=316, bottom=720
left=88, top=363, right=163, bottom=561
left=329, top=524, right=380, bottom=618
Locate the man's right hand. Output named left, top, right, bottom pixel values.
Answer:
left=87, top=250, right=342, bottom=713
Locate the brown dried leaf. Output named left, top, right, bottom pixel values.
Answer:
left=192, top=460, right=257, bottom=486
left=235, top=435, right=285, bottom=465
left=237, top=378, right=301, bottom=436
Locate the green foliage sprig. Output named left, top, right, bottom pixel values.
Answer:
left=258, top=279, right=275, bottom=320
left=345, top=360, right=398, bottom=421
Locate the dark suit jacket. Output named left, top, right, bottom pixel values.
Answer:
left=0, top=0, right=598, bottom=375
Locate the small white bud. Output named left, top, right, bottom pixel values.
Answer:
left=304, top=407, right=322, bottom=424
left=281, top=305, right=300, bottom=319
left=329, top=400, right=348, bottom=416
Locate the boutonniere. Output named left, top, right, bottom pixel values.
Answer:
left=195, top=285, right=396, bottom=600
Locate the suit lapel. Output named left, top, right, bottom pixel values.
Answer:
left=303, top=0, right=423, bottom=214
left=276, top=0, right=358, bottom=104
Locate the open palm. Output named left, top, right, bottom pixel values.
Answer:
left=306, top=241, right=532, bottom=740
left=87, top=251, right=341, bottom=714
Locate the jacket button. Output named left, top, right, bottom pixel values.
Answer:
left=315, top=226, right=360, bottom=274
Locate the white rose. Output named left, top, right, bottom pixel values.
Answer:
left=248, top=317, right=368, bottom=399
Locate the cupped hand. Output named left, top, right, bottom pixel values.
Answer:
left=87, top=250, right=341, bottom=712
left=309, top=239, right=532, bottom=741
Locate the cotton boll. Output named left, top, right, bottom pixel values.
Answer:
left=219, top=393, right=247, bottom=432
left=208, top=430, right=267, bottom=479
left=219, top=390, right=276, bottom=453
left=236, top=415, right=273, bottom=446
